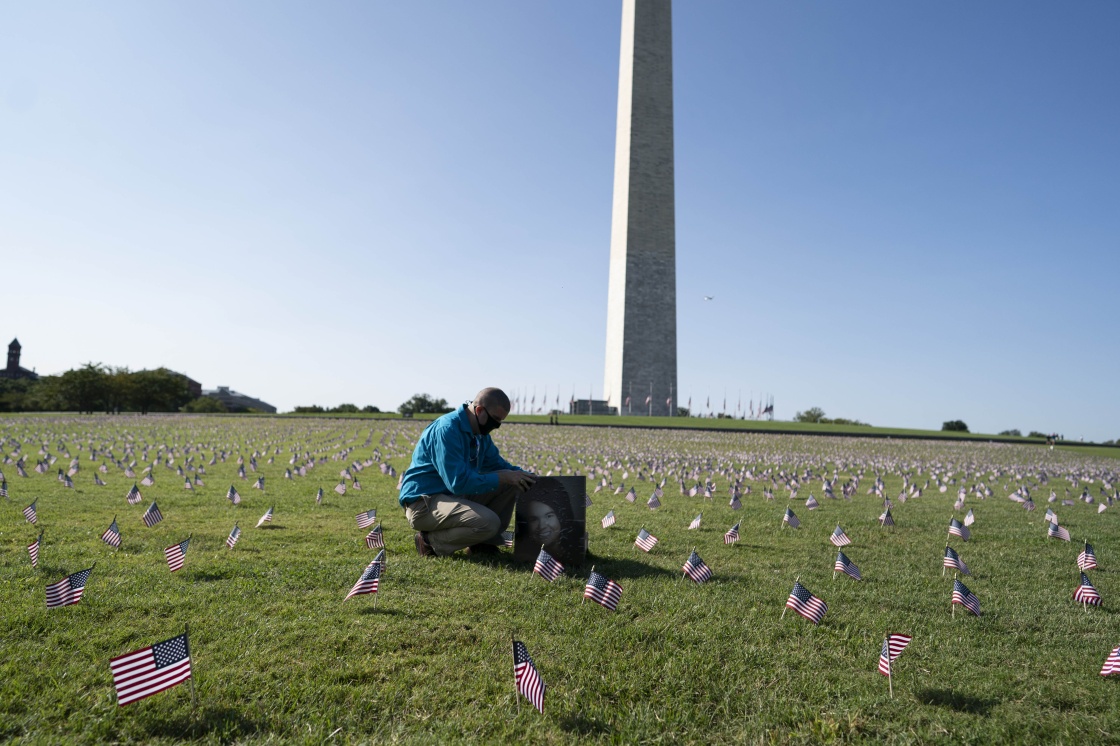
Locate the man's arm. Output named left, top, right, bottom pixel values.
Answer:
left=479, top=438, right=521, bottom=474
left=430, top=430, right=500, bottom=496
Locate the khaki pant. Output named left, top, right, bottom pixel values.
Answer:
left=404, top=485, right=519, bottom=556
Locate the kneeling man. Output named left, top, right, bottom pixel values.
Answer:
left=400, top=387, right=535, bottom=556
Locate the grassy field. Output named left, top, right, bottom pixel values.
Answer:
left=2, top=415, right=1120, bottom=744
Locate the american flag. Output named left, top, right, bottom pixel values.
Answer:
left=601, top=510, right=616, bottom=529
left=879, top=508, right=895, bottom=527
left=334, top=482, right=347, bottom=495
left=1078, top=542, right=1098, bottom=571
left=254, top=476, right=265, bottom=490
left=830, top=526, right=851, bottom=547
left=109, top=632, right=192, bottom=706
left=834, top=550, right=862, bottom=581
left=1100, top=646, right=1120, bottom=677
left=682, top=550, right=712, bottom=583
left=647, top=492, right=661, bottom=509
left=372, top=548, right=386, bottom=572
left=315, top=487, right=324, bottom=505
left=625, top=487, right=637, bottom=503
left=345, top=560, right=381, bottom=600
left=877, top=633, right=913, bottom=676
left=182, top=477, right=192, bottom=490
left=142, top=502, right=163, bottom=527
left=28, top=532, right=42, bottom=567
left=365, top=524, right=384, bottom=549
left=355, top=509, right=377, bottom=529
left=952, top=578, right=981, bottom=616
left=583, top=492, right=593, bottom=507
left=227, top=485, right=241, bottom=505
left=226, top=524, right=241, bottom=549
left=724, top=522, right=740, bottom=545
left=785, top=581, right=827, bottom=625
left=101, top=517, right=122, bottom=548
left=948, top=517, right=970, bottom=541
left=964, top=508, right=975, bottom=526
left=729, top=494, right=742, bottom=511
left=688, top=513, right=702, bottom=530
left=0, top=480, right=7, bottom=498
left=1048, top=522, right=1071, bottom=542
left=805, top=494, right=819, bottom=510
left=634, top=528, right=659, bottom=552
left=164, top=537, right=190, bottom=572
left=943, top=545, right=970, bottom=575
left=1074, top=573, right=1102, bottom=606
left=500, top=530, right=514, bottom=548
left=783, top=507, right=800, bottom=529
left=256, top=507, right=273, bottom=527
left=46, top=566, right=94, bottom=609
left=23, top=499, right=37, bottom=524
left=533, top=548, right=564, bottom=582
left=579, top=569, right=623, bottom=610
left=513, top=640, right=545, bottom=713
left=62, top=474, right=74, bottom=488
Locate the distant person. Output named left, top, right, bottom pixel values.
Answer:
left=399, top=387, right=534, bottom=557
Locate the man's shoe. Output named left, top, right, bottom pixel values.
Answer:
left=465, top=543, right=500, bottom=556
left=414, top=531, right=436, bottom=557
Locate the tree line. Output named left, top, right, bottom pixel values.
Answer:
left=0, top=364, right=195, bottom=414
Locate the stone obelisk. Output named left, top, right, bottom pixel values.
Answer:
left=603, top=0, right=676, bottom=417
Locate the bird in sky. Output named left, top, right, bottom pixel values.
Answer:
left=703, top=295, right=714, bottom=301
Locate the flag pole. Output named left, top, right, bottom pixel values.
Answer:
left=942, top=543, right=948, bottom=576
left=887, top=647, right=894, bottom=699
left=511, top=630, right=521, bottom=715
left=781, top=576, right=799, bottom=620
left=583, top=566, right=594, bottom=605
left=186, top=623, right=198, bottom=713
left=951, top=573, right=957, bottom=618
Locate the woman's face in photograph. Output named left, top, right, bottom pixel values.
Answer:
left=526, top=500, right=561, bottom=545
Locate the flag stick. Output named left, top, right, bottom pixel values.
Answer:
left=888, top=666, right=893, bottom=699
left=951, top=572, right=957, bottom=618
left=583, top=566, right=594, bottom=605
left=186, top=623, right=198, bottom=713
left=511, top=631, right=521, bottom=715
left=942, top=543, right=947, bottom=576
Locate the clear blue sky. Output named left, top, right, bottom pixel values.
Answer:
left=2, top=1, right=1117, bottom=439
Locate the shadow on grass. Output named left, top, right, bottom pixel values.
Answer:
left=184, top=569, right=234, bottom=583
left=142, top=706, right=261, bottom=740
left=585, top=556, right=680, bottom=580
left=559, top=714, right=612, bottom=737
left=257, top=525, right=286, bottom=530
left=915, top=688, right=998, bottom=715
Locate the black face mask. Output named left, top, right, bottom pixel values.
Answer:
left=478, top=406, right=501, bottom=435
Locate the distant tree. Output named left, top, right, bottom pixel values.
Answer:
left=292, top=405, right=326, bottom=413
left=104, top=367, right=135, bottom=413
left=998, top=429, right=1022, bottom=437
left=676, top=407, right=690, bottom=417
left=56, top=363, right=110, bottom=413
left=332, top=403, right=360, bottom=413
left=942, top=420, right=970, bottom=432
left=399, top=393, right=452, bottom=415
left=129, top=368, right=191, bottom=414
left=825, top=417, right=872, bottom=427
left=361, top=405, right=381, bottom=413
left=794, top=407, right=826, bottom=423
left=0, top=378, right=37, bottom=412
left=182, top=396, right=228, bottom=413
left=1028, top=431, right=1047, bottom=439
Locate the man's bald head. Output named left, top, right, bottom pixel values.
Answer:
left=472, top=387, right=510, bottom=413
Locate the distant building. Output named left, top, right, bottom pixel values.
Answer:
left=0, top=338, right=39, bottom=381
left=569, top=399, right=617, bottom=416
left=203, top=386, right=276, bottom=414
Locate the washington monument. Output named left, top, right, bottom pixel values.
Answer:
left=603, top=0, right=677, bottom=417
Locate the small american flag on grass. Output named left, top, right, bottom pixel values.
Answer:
left=23, top=500, right=37, bottom=524
left=634, top=528, right=659, bottom=552
left=1074, top=573, right=1102, bottom=606
left=879, top=508, right=895, bottom=527
left=500, top=531, right=514, bottom=548
left=583, top=570, right=623, bottom=611
left=647, top=492, right=661, bottom=509
left=948, top=517, right=970, bottom=541
left=783, top=507, right=800, bottom=528
left=142, top=502, right=163, bottom=527
left=601, top=510, right=616, bottom=528
left=365, top=524, right=384, bottom=548
left=345, top=560, right=381, bottom=600
left=226, top=524, right=241, bottom=549
left=110, top=632, right=191, bottom=706
left=830, top=526, right=851, bottom=547
left=513, top=640, right=545, bottom=713
left=1078, top=542, right=1098, bottom=571
left=952, top=578, right=981, bottom=616
left=227, top=485, right=241, bottom=505
left=786, top=581, right=827, bottom=624
left=1100, top=646, right=1120, bottom=677
left=682, top=550, right=712, bottom=583
left=46, top=566, right=94, bottom=609
left=334, top=482, right=347, bottom=495
left=164, top=537, right=190, bottom=572
left=28, top=532, right=42, bottom=567
left=101, top=517, right=122, bottom=548
left=724, top=522, right=740, bottom=545
left=1048, top=522, right=1071, bottom=542
left=877, top=634, right=913, bottom=676
left=256, top=507, right=273, bottom=527
left=315, top=487, right=324, bottom=505
left=355, top=509, right=377, bottom=529
left=834, top=550, right=862, bottom=580
left=943, top=545, right=970, bottom=575
left=534, top=548, right=564, bottom=582
left=688, top=513, right=702, bottom=530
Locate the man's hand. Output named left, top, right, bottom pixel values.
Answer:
left=498, top=470, right=536, bottom=492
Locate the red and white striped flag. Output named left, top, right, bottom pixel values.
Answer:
left=256, top=507, right=273, bottom=527
left=164, top=537, right=191, bottom=572
left=28, top=532, right=43, bottom=567
left=365, top=524, right=384, bottom=549
left=1101, top=646, right=1120, bottom=677
left=513, top=640, right=545, bottom=713
left=877, top=633, right=913, bottom=676
left=109, top=632, right=192, bottom=706
left=46, top=566, right=94, bottom=609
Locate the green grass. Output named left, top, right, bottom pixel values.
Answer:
left=2, top=416, right=1120, bottom=744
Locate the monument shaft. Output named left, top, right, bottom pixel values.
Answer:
left=604, top=0, right=676, bottom=417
